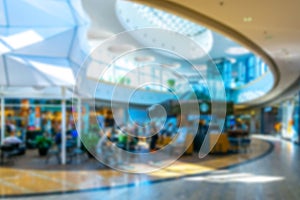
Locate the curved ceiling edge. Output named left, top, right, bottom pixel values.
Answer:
left=129, top=0, right=280, bottom=108
left=235, top=76, right=300, bottom=112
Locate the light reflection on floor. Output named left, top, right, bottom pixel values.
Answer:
left=9, top=135, right=299, bottom=200
left=184, top=172, right=284, bottom=183
left=0, top=137, right=271, bottom=197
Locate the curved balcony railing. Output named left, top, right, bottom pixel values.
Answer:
left=230, top=71, right=274, bottom=103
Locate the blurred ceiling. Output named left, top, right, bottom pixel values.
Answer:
left=128, top=0, right=300, bottom=109
left=82, top=0, right=300, bottom=108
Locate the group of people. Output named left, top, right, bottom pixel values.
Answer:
left=0, top=115, right=23, bottom=145
left=1, top=114, right=78, bottom=151
left=0, top=121, right=26, bottom=158
left=99, top=120, right=179, bottom=153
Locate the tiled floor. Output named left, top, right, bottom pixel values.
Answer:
left=1, top=136, right=273, bottom=199
left=24, top=135, right=298, bottom=200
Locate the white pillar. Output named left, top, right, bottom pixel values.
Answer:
left=77, top=98, right=82, bottom=148
left=1, top=96, right=5, bottom=143
left=61, top=88, right=67, bottom=165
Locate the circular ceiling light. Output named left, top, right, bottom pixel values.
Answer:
left=108, top=44, right=135, bottom=54
left=243, top=17, right=253, bottom=22
left=134, top=55, right=155, bottom=62
left=226, top=47, right=250, bottom=55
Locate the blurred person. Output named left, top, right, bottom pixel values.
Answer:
left=131, top=122, right=139, bottom=146
left=194, top=120, right=208, bottom=152
left=200, top=120, right=208, bottom=135
left=132, top=122, right=139, bottom=136
left=149, top=122, right=159, bottom=152
left=233, top=119, right=243, bottom=130
left=41, top=116, right=50, bottom=136
left=3, top=125, right=22, bottom=145
left=117, top=127, right=128, bottom=150
left=5, top=114, right=15, bottom=132
left=27, top=108, right=36, bottom=131
left=241, top=120, right=249, bottom=131
left=5, top=115, right=16, bottom=133
left=69, top=123, right=78, bottom=139
left=159, top=123, right=168, bottom=136
left=109, top=124, right=119, bottom=143
left=127, top=135, right=138, bottom=152
left=53, top=122, right=62, bottom=146
left=166, top=122, right=176, bottom=136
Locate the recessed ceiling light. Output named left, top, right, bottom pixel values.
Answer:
left=134, top=56, right=155, bottom=62
left=226, top=47, right=250, bottom=55
left=194, top=65, right=207, bottom=71
left=243, top=17, right=253, bottom=22
left=88, top=30, right=113, bottom=39
left=107, top=44, right=135, bottom=53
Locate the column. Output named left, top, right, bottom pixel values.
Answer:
left=1, top=96, right=5, bottom=143
left=61, top=88, right=66, bottom=165
left=77, top=98, right=82, bottom=148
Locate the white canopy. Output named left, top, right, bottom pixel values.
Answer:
left=1, top=56, right=77, bottom=88
left=0, top=86, right=75, bottom=99
left=0, top=0, right=90, bottom=164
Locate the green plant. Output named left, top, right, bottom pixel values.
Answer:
left=118, top=77, right=130, bottom=85
left=167, top=79, right=175, bottom=88
left=35, top=136, right=53, bottom=149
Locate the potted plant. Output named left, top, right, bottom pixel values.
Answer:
left=167, top=79, right=176, bottom=90
left=35, top=136, right=53, bottom=156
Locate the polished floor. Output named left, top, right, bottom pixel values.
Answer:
left=0, top=137, right=270, bottom=197
left=3, top=135, right=297, bottom=199
left=29, top=135, right=296, bottom=200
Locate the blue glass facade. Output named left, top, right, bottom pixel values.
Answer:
left=204, top=54, right=272, bottom=103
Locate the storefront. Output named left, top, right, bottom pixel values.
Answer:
left=280, top=92, right=300, bottom=143
left=261, top=106, right=280, bottom=135
left=1, top=99, right=75, bottom=139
